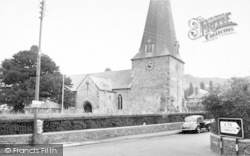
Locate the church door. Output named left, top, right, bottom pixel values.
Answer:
left=83, top=101, right=92, bottom=113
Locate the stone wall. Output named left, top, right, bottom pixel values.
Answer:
left=168, top=57, right=185, bottom=112
left=211, top=133, right=250, bottom=155
left=0, top=122, right=183, bottom=144
left=76, top=76, right=99, bottom=110
left=130, top=55, right=185, bottom=114
left=130, top=56, right=170, bottom=113
left=113, top=89, right=130, bottom=114
left=98, top=91, right=116, bottom=114
left=73, top=55, right=185, bottom=115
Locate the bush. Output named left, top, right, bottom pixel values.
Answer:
left=203, top=77, right=250, bottom=118
left=0, top=119, right=33, bottom=135
left=202, top=77, right=250, bottom=136
left=0, top=113, right=207, bottom=135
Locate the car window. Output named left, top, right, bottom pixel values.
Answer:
left=185, top=117, right=196, bottom=122
left=200, top=117, right=204, bottom=122
left=197, top=117, right=201, bottom=122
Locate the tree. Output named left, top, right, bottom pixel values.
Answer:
left=202, top=77, right=250, bottom=119
left=184, top=90, right=189, bottom=100
left=0, top=46, right=73, bottom=111
left=188, top=82, right=194, bottom=96
left=105, top=68, right=111, bottom=72
left=209, top=80, right=213, bottom=92
left=200, top=82, right=205, bottom=90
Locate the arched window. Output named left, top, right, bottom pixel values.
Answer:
left=118, top=94, right=123, bottom=110
left=86, top=82, right=89, bottom=90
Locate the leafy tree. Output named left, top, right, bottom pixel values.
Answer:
left=202, top=77, right=250, bottom=119
left=184, top=90, right=189, bottom=100
left=200, top=82, right=205, bottom=90
left=209, top=80, right=213, bottom=92
left=188, top=82, right=194, bottom=96
left=0, top=46, right=73, bottom=111
left=105, top=68, right=111, bottom=72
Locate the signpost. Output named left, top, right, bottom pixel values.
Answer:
left=218, top=118, right=244, bottom=139
left=31, top=100, right=43, bottom=145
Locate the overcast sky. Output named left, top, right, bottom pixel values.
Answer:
left=0, top=0, right=250, bottom=78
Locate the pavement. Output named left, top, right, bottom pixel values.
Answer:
left=61, top=130, right=182, bottom=148
left=63, top=131, right=216, bottom=156
left=0, top=130, right=181, bottom=155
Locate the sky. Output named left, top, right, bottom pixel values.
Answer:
left=0, top=0, right=250, bottom=79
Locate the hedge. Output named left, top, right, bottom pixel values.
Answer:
left=0, top=112, right=207, bottom=135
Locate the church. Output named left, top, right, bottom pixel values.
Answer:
left=70, top=0, right=186, bottom=114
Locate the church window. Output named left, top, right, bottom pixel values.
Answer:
left=118, top=94, right=123, bottom=110
left=86, top=82, right=89, bottom=90
left=174, top=41, right=180, bottom=55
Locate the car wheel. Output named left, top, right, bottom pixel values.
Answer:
left=196, top=126, right=201, bottom=134
left=206, top=125, right=211, bottom=132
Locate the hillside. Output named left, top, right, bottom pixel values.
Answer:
left=184, top=74, right=250, bottom=89
left=184, top=74, right=228, bottom=89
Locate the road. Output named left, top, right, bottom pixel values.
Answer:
left=63, top=132, right=218, bottom=156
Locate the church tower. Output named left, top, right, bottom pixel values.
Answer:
left=130, top=0, right=185, bottom=113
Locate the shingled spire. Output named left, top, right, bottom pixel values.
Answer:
left=132, top=0, right=182, bottom=61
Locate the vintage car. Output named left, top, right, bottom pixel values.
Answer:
left=181, top=115, right=213, bottom=133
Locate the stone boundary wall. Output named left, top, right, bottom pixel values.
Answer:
left=211, top=133, right=250, bottom=155
left=0, top=122, right=183, bottom=144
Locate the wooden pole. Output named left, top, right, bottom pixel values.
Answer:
left=35, top=0, right=45, bottom=101
left=61, top=74, right=65, bottom=114
left=33, top=0, right=45, bottom=145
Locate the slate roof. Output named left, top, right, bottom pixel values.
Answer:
left=132, top=0, right=183, bottom=63
left=89, top=75, right=112, bottom=91
left=188, top=89, right=209, bottom=99
left=28, top=100, right=60, bottom=108
left=69, top=69, right=132, bottom=91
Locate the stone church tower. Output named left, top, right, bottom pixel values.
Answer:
left=129, top=0, right=185, bottom=113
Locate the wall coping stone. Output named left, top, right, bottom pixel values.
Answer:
left=43, top=122, right=183, bottom=135
left=0, top=134, right=32, bottom=138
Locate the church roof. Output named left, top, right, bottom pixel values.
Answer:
left=88, top=75, right=112, bottom=91
left=132, top=0, right=183, bottom=62
left=69, top=69, right=132, bottom=91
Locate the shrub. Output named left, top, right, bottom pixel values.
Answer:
left=202, top=77, right=250, bottom=136
left=0, top=113, right=206, bottom=135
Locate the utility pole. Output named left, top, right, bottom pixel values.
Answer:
left=35, top=0, right=45, bottom=101
left=33, top=0, right=45, bottom=145
left=61, top=74, right=65, bottom=114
